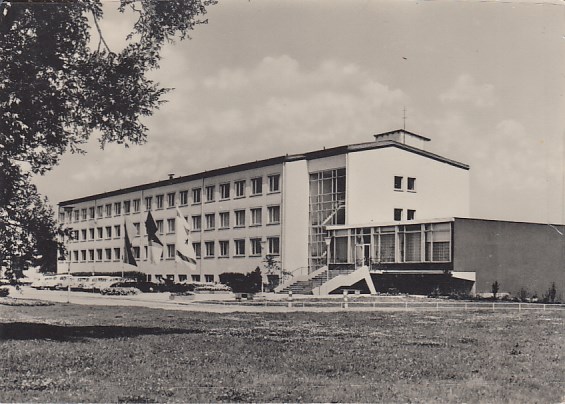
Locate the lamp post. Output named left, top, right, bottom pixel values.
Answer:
left=260, top=240, right=267, bottom=294
left=324, top=236, right=332, bottom=284
left=62, top=206, right=74, bottom=303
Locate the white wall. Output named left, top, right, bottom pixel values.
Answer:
left=347, top=146, right=470, bottom=224
left=282, top=160, right=310, bottom=274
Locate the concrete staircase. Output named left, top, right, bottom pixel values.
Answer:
left=277, top=266, right=356, bottom=295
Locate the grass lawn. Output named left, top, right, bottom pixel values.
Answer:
left=0, top=302, right=563, bottom=403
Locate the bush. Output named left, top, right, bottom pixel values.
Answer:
left=100, top=287, right=140, bottom=296
left=219, top=268, right=262, bottom=293
left=0, top=287, right=9, bottom=297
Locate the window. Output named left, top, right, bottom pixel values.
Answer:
left=250, top=238, right=262, bottom=256
left=251, top=208, right=262, bottom=226
left=192, top=215, right=201, bottom=231
left=133, top=246, right=140, bottom=259
left=156, top=194, right=164, bottom=209
left=167, top=244, right=175, bottom=259
left=394, top=208, right=403, bottom=221
left=220, top=183, right=230, bottom=200
left=74, top=210, right=79, bottom=222
left=167, top=193, right=175, bottom=208
left=89, top=207, right=95, bottom=219
left=97, top=227, right=103, bottom=239
left=133, top=222, right=140, bottom=236
left=105, top=204, right=112, bottom=217
left=81, top=208, right=87, bottom=221
left=180, top=190, right=188, bottom=206
left=81, top=250, right=87, bottom=261
left=235, top=210, right=245, bottom=227
left=167, top=218, right=175, bottom=233
left=268, top=174, right=280, bottom=193
left=251, top=177, right=262, bottom=195
left=156, top=220, right=164, bottom=234
left=394, top=176, right=403, bottom=191
left=234, top=180, right=246, bottom=198
left=114, top=224, right=121, bottom=238
left=96, top=249, right=103, bottom=261
left=73, top=251, right=79, bottom=262
left=88, top=249, right=95, bottom=261
left=191, top=275, right=201, bottom=282
left=81, top=229, right=87, bottom=240
left=114, top=202, right=121, bottom=216
left=97, top=206, right=104, bottom=218
left=105, top=226, right=112, bottom=239
left=114, top=248, right=121, bottom=261
left=377, top=226, right=396, bottom=263
left=234, top=239, right=245, bottom=256
left=219, top=240, right=229, bottom=257
left=204, top=274, right=214, bottom=283
left=123, top=200, right=131, bottom=214
left=105, top=248, right=112, bottom=261
left=407, top=209, right=416, bottom=220
left=89, top=228, right=95, bottom=240
left=178, top=274, right=187, bottom=283
left=205, top=185, right=215, bottom=202
left=192, top=242, right=201, bottom=259
left=191, top=188, right=201, bottom=204
left=268, top=237, right=280, bottom=255
left=73, top=229, right=79, bottom=241
left=205, top=213, right=215, bottom=230
left=205, top=241, right=215, bottom=257
left=400, top=225, right=422, bottom=262
left=133, top=199, right=140, bottom=212
left=268, top=206, right=280, bottom=224
left=219, top=212, right=230, bottom=229
left=407, top=177, right=416, bottom=192
left=425, top=223, right=451, bottom=262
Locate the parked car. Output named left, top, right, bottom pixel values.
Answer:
left=70, top=276, right=93, bottom=291
left=31, top=276, right=53, bottom=290
left=91, top=276, right=124, bottom=292
left=42, top=275, right=74, bottom=290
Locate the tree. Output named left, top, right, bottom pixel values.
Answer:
left=491, top=280, right=500, bottom=300
left=0, top=0, right=215, bottom=275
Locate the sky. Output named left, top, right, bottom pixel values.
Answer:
left=33, top=0, right=565, bottom=224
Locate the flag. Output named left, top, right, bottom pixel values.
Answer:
left=145, top=211, right=163, bottom=265
left=175, top=208, right=197, bottom=269
left=122, top=218, right=137, bottom=267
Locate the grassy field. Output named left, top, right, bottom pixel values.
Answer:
left=0, top=302, right=563, bottom=403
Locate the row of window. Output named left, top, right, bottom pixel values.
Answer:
left=393, top=208, right=416, bottom=221
left=394, top=176, right=416, bottom=192
left=64, top=175, right=281, bottom=223
left=69, top=237, right=280, bottom=262
left=69, top=207, right=281, bottom=242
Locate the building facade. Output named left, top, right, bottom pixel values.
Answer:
left=57, top=129, right=471, bottom=284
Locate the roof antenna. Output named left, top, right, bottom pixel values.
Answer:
left=403, top=106, right=407, bottom=130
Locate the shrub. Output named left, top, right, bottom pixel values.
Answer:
left=517, top=287, right=529, bottom=302
left=0, top=287, right=9, bottom=297
left=491, top=281, right=500, bottom=300
left=100, top=287, right=140, bottom=296
left=219, top=268, right=262, bottom=293
left=543, top=282, right=558, bottom=304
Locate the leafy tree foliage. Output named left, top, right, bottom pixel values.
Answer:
left=0, top=0, right=214, bottom=274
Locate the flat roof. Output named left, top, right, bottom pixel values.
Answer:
left=59, top=130, right=469, bottom=206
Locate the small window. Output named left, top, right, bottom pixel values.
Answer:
left=167, top=218, right=175, bottom=233
left=219, top=212, right=230, bottom=229
left=89, top=207, right=95, bottom=219
left=123, top=200, right=131, bottom=214
left=167, top=244, right=175, bottom=259
left=105, top=248, right=112, bottom=261
left=89, top=228, right=95, bottom=240
left=407, top=177, right=416, bottom=192
left=133, top=222, right=141, bottom=236
left=250, top=238, right=262, bottom=256
left=114, top=248, right=121, bottom=261
left=180, top=190, right=188, bottom=206
left=74, top=210, right=80, bottom=222
left=234, top=180, right=246, bottom=198
left=178, top=274, right=188, bottom=283
left=268, top=206, right=280, bottom=224
left=205, top=213, right=215, bottom=230
left=220, top=183, right=230, bottom=200
left=96, top=249, right=103, bottom=261
left=105, top=226, right=112, bottom=239
left=268, top=174, right=280, bottom=193
left=114, top=224, right=121, bottom=238
left=205, top=241, right=215, bottom=257
left=96, top=206, right=104, bottom=218
left=192, top=188, right=201, bottom=204
left=145, top=196, right=153, bottom=211
left=156, top=220, right=164, bottom=234
left=81, top=208, right=87, bottom=221
left=192, top=215, right=202, bottom=231
left=114, top=202, right=121, bottom=216
left=205, top=185, right=215, bottom=202
left=133, top=199, right=140, bottom=212
left=204, top=274, right=214, bottom=283
left=81, top=229, right=87, bottom=240
left=191, top=275, right=201, bottom=282
left=235, top=210, right=246, bottom=227
left=156, top=195, right=164, bottom=209
left=81, top=250, right=87, bottom=261
left=394, top=176, right=403, bottom=191
left=167, top=192, right=176, bottom=208
left=97, top=227, right=103, bottom=239
left=105, top=204, right=112, bottom=217
left=133, top=246, right=140, bottom=259
left=234, top=239, right=245, bottom=256
left=251, top=177, right=262, bottom=195
left=251, top=208, right=262, bottom=226
left=219, top=240, right=229, bottom=257
left=407, top=209, right=416, bottom=220
left=268, top=237, right=280, bottom=255
left=192, top=242, right=201, bottom=259
left=88, top=249, right=95, bottom=261
left=394, top=208, right=403, bottom=221
left=73, top=251, right=79, bottom=262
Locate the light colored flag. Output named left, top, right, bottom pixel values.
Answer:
left=122, top=218, right=137, bottom=267
left=145, top=211, right=163, bottom=265
left=175, top=208, right=197, bottom=269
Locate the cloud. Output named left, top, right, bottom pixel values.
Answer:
left=440, top=74, right=495, bottom=107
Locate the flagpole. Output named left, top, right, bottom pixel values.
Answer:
left=200, top=175, right=204, bottom=283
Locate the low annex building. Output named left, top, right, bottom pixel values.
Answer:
left=57, top=129, right=563, bottom=295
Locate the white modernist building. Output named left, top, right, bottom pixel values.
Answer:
left=57, top=129, right=470, bottom=288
